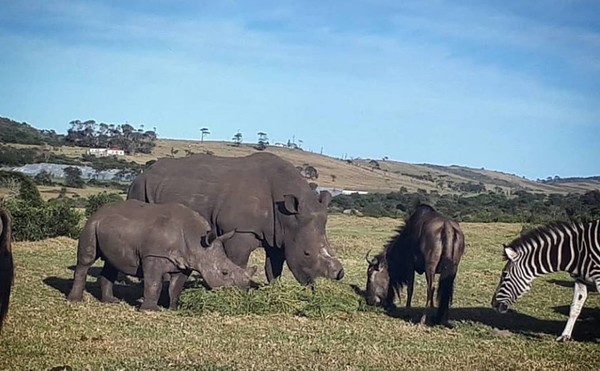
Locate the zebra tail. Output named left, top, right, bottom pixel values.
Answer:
left=0, top=208, right=14, bottom=333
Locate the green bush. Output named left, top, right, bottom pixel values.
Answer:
left=0, top=170, right=44, bottom=207
left=85, top=192, right=123, bottom=217
left=3, top=199, right=82, bottom=241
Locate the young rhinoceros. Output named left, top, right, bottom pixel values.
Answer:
left=67, top=199, right=256, bottom=311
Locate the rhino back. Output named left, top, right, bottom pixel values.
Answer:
left=134, top=153, right=315, bottom=243
left=90, top=201, right=207, bottom=275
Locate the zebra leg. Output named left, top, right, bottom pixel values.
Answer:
left=556, top=280, right=588, bottom=342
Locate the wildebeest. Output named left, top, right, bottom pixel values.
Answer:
left=67, top=200, right=257, bottom=311
left=365, top=204, right=465, bottom=326
left=127, top=152, right=344, bottom=285
left=0, top=208, right=13, bottom=332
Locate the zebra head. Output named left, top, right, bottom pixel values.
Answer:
left=492, top=244, right=534, bottom=314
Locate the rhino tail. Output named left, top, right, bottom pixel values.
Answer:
left=76, top=219, right=101, bottom=266
left=0, top=208, right=14, bottom=333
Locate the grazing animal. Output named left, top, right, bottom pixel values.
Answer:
left=0, top=208, right=13, bottom=332
left=127, top=152, right=344, bottom=285
left=67, top=200, right=257, bottom=311
left=492, top=220, right=600, bottom=341
left=365, top=204, right=465, bottom=326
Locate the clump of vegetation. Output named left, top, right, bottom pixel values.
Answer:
left=85, top=192, right=123, bottom=217
left=178, top=279, right=378, bottom=318
left=65, top=119, right=157, bottom=155
left=3, top=199, right=81, bottom=241
left=0, top=170, right=81, bottom=241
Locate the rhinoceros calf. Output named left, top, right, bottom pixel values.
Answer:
left=67, top=200, right=256, bottom=311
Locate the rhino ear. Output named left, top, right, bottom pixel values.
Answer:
left=283, top=194, right=300, bottom=214
left=203, top=230, right=218, bottom=248
left=216, top=229, right=235, bottom=243
left=318, top=190, right=332, bottom=206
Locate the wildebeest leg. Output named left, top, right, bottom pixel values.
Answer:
left=223, top=233, right=260, bottom=269
left=420, top=269, right=436, bottom=324
left=405, top=270, right=415, bottom=309
left=435, top=267, right=457, bottom=327
left=139, top=257, right=165, bottom=311
left=98, top=262, right=120, bottom=303
left=168, top=272, right=189, bottom=310
left=264, top=246, right=285, bottom=283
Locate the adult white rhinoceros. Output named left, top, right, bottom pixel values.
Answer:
left=127, top=152, right=344, bottom=284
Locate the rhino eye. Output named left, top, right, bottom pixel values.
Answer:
left=221, top=269, right=230, bottom=276
left=303, top=251, right=311, bottom=257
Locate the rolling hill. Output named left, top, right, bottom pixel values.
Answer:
left=1, top=115, right=598, bottom=195
left=114, top=138, right=599, bottom=195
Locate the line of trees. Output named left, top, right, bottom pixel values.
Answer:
left=65, top=120, right=157, bottom=155
left=330, top=189, right=600, bottom=224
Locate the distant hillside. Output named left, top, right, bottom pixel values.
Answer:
left=1, top=115, right=598, bottom=195
left=0, top=116, right=64, bottom=146
left=111, top=138, right=598, bottom=195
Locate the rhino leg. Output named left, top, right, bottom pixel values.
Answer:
left=68, top=259, right=96, bottom=302
left=168, top=272, right=190, bottom=310
left=222, top=233, right=260, bottom=268
left=265, top=246, right=285, bottom=283
left=68, top=228, right=98, bottom=302
left=139, top=257, right=168, bottom=311
left=99, top=262, right=120, bottom=304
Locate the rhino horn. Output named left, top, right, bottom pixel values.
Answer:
left=246, top=265, right=258, bottom=277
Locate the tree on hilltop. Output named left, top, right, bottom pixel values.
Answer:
left=200, top=128, right=210, bottom=143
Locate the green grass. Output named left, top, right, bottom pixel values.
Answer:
left=1, top=216, right=599, bottom=370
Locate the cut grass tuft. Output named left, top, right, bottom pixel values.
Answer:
left=178, top=279, right=381, bottom=318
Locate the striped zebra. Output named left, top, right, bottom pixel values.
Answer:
left=491, top=220, right=600, bottom=341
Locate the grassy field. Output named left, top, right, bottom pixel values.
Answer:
left=1, top=216, right=599, bottom=370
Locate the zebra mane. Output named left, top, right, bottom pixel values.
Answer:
left=504, top=220, right=578, bottom=257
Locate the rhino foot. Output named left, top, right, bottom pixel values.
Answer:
left=101, top=296, right=120, bottom=304
left=67, top=293, right=83, bottom=302
left=139, top=302, right=160, bottom=312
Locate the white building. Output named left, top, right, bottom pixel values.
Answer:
left=87, top=147, right=125, bottom=157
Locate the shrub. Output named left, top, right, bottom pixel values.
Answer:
left=0, top=171, right=43, bottom=207
left=3, top=199, right=82, bottom=241
left=85, top=192, right=123, bottom=217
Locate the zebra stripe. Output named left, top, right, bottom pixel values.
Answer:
left=492, top=220, right=600, bottom=341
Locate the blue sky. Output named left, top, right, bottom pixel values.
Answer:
left=0, top=0, right=598, bottom=180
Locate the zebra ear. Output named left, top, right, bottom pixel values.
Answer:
left=504, top=246, right=518, bottom=262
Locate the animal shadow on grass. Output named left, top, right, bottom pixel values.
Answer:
left=350, top=284, right=600, bottom=342
left=44, top=266, right=203, bottom=309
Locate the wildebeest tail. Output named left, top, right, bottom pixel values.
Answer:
left=442, top=221, right=464, bottom=264
left=0, top=208, right=14, bottom=333
left=436, top=221, right=463, bottom=321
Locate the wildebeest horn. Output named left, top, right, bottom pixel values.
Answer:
left=365, top=250, right=373, bottom=264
